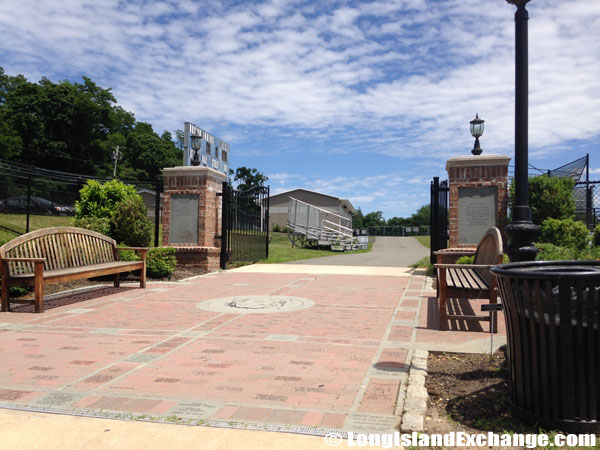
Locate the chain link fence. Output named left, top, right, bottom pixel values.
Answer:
left=574, top=181, right=599, bottom=230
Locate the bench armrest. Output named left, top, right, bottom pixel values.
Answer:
left=434, top=264, right=493, bottom=269
left=433, top=249, right=476, bottom=256
left=1, top=257, right=46, bottom=262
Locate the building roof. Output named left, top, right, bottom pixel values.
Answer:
left=270, top=188, right=357, bottom=216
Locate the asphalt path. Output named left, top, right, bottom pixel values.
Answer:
left=286, top=236, right=429, bottom=267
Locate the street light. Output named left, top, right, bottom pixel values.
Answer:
left=504, top=0, right=539, bottom=262
left=189, top=134, right=202, bottom=166
left=470, top=113, right=484, bottom=155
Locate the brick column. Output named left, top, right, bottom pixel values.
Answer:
left=446, top=155, right=510, bottom=248
left=161, top=166, right=227, bottom=271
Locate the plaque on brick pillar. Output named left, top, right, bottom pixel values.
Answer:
left=169, top=194, right=199, bottom=244
left=162, top=166, right=228, bottom=271
left=458, top=186, right=497, bottom=245
left=446, top=155, right=510, bottom=248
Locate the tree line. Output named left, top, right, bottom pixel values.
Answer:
left=352, top=204, right=430, bottom=229
left=0, top=68, right=181, bottom=181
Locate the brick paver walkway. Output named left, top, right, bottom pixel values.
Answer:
left=0, top=266, right=505, bottom=434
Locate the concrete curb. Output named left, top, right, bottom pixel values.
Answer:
left=400, top=350, right=428, bottom=432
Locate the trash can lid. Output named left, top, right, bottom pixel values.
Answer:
left=491, top=260, right=600, bottom=279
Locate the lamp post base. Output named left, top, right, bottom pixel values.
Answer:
left=504, top=220, right=539, bottom=262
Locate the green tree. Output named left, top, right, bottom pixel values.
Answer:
left=510, top=175, right=575, bottom=224
left=409, top=204, right=431, bottom=227
left=234, top=167, right=268, bottom=190
left=363, top=211, right=385, bottom=228
left=174, top=129, right=184, bottom=150
left=352, top=208, right=365, bottom=229
left=123, top=123, right=181, bottom=180
left=0, top=67, right=179, bottom=181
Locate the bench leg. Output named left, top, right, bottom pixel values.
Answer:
left=34, top=261, right=44, bottom=313
left=438, top=268, right=448, bottom=331
left=1, top=280, right=9, bottom=312
left=114, top=273, right=120, bottom=288
left=140, top=267, right=146, bottom=289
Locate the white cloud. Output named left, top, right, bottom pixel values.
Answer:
left=1, top=0, right=598, bottom=217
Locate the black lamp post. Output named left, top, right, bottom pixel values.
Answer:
left=190, top=134, right=202, bottom=166
left=504, top=0, right=539, bottom=262
left=470, top=113, right=484, bottom=155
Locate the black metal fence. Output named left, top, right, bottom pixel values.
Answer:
left=430, top=177, right=449, bottom=264
left=0, top=160, right=162, bottom=246
left=220, top=182, right=270, bottom=269
left=573, top=180, right=599, bottom=230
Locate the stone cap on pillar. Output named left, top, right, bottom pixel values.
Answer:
left=162, top=165, right=228, bottom=181
left=446, top=154, right=511, bottom=173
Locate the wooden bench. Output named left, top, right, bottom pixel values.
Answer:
left=1, top=227, right=147, bottom=313
left=434, top=227, right=503, bottom=332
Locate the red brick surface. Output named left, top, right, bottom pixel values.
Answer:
left=0, top=269, right=505, bottom=431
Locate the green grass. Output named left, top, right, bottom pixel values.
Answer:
left=260, top=232, right=373, bottom=264
left=0, top=213, right=73, bottom=243
left=414, top=235, right=430, bottom=248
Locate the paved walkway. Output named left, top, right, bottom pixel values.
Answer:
left=0, top=263, right=505, bottom=448
left=288, top=237, right=429, bottom=267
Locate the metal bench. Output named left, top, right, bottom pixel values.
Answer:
left=434, top=227, right=503, bottom=332
left=1, top=227, right=147, bottom=313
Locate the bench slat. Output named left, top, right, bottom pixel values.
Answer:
left=8, top=261, right=144, bottom=283
left=437, top=227, right=503, bottom=332
left=1, top=227, right=148, bottom=313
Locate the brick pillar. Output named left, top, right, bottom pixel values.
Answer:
left=161, top=166, right=227, bottom=271
left=446, top=155, right=510, bottom=248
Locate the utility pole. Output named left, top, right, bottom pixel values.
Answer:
left=112, top=145, right=124, bottom=178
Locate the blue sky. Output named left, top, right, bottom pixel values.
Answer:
left=1, top=0, right=599, bottom=219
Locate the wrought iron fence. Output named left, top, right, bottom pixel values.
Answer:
left=0, top=160, right=162, bottom=245
left=430, top=177, right=449, bottom=264
left=220, top=182, right=270, bottom=269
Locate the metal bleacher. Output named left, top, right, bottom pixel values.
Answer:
left=287, top=197, right=362, bottom=251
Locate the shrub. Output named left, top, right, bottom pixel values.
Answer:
left=72, top=216, right=111, bottom=236
left=456, top=255, right=474, bottom=264
left=509, top=175, right=575, bottom=224
left=75, top=179, right=139, bottom=220
left=539, top=218, right=589, bottom=250
left=118, top=244, right=139, bottom=262
left=113, top=196, right=153, bottom=247
left=594, top=224, right=600, bottom=247
left=272, top=224, right=281, bottom=232
left=146, top=247, right=177, bottom=279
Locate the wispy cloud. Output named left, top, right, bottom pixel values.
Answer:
left=1, top=0, right=598, bottom=217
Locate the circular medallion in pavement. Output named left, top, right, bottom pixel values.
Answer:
left=197, top=295, right=314, bottom=314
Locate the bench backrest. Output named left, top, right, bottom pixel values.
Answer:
left=0, top=227, right=118, bottom=276
left=473, top=227, right=503, bottom=284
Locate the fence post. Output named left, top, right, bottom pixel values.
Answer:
left=220, top=181, right=229, bottom=270
left=154, top=178, right=162, bottom=247
left=265, top=186, right=270, bottom=259
left=26, top=177, right=31, bottom=233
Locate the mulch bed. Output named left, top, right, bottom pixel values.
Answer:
left=424, top=349, right=539, bottom=449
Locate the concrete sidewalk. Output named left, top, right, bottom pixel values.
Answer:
left=0, top=263, right=505, bottom=449
left=287, top=237, right=429, bottom=267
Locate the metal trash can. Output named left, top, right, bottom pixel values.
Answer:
left=491, top=260, right=600, bottom=433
